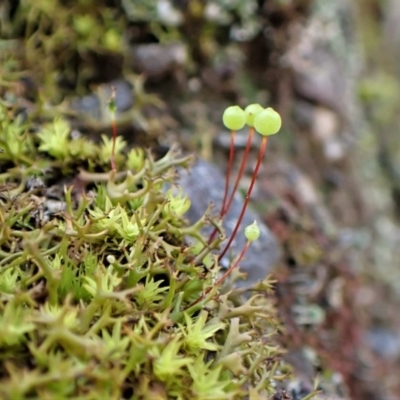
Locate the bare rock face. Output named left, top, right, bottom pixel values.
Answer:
left=283, top=0, right=366, bottom=228
left=384, top=0, right=400, bottom=73
left=178, top=157, right=281, bottom=288
left=286, top=0, right=359, bottom=122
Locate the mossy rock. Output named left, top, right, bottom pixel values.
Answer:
left=0, top=101, right=287, bottom=399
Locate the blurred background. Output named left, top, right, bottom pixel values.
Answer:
left=1, top=0, right=400, bottom=398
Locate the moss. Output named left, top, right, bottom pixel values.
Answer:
left=0, top=98, right=291, bottom=399
left=0, top=2, right=317, bottom=398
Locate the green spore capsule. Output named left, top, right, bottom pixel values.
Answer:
left=244, top=103, right=263, bottom=127
left=244, top=220, right=260, bottom=242
left=222, top=105, right=246, bottom=131
left=254, top=107, right=282, bottom=136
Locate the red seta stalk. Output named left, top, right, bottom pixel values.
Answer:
left=218, top=136, right=268, bottom=262
left=110, top=119, right=117, bottom=171
left=109, top=86, right=117, bottom=171
left=208, top=126, right=254, bottom=244
left=186, top=239, right=252, bottom=310
left=215, top=240, right=250, bottom=286
left=221, top=129, right=236, bottom=218
left=223, top=126, right=255, bottom=215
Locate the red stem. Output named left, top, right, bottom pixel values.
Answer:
left=221, top=129, right=235, bottom=215
left=224, top=126, right=254, bottom=215
left=218, top=136, right=268, bottom=262
left=208, top=127, right=254, bottom=244
left=208, top=129, right=235, bottom=245
left=110, top=118, right=117, bottom=171
left=186, top=240, right=251, bottom=309
left=109, top=86, right=117, bottom=171
left=215, top=241, right=250, bottom=286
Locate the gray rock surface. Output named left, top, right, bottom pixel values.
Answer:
left=178, top=157, right=280, bottom=288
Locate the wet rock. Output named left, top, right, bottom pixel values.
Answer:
left=178, top=157, right=280, bottom=288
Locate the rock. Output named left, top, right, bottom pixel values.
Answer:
left=285, top=0, right=359, bottom=123
left=178, top=157, right=280, bottom=288
left=384, top=0, right=400, bottom=73
left=365, top=328, right=400, bottom=360
left=129, top=43, right=187, bottom=80
left=282, top=0, right=365, bottom=227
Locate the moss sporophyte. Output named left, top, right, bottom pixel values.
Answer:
left=207, top=104, right=282, bottom=262
left=0, top=96, right=285, bottom=398
left=186, top=103, right=282, bottom=308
